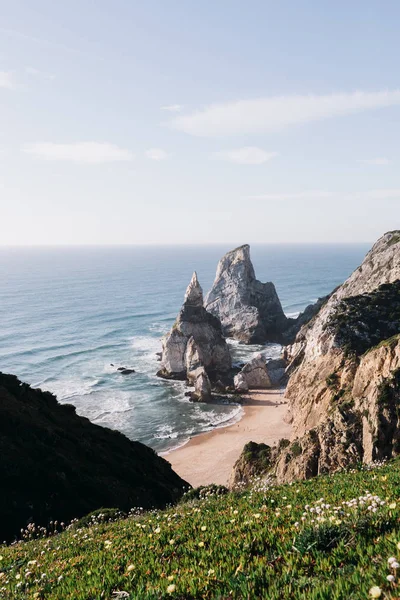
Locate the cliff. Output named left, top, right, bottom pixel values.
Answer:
left=231, top=231, right=400, bottom=485
left=0, top=372, right=188, bottom=541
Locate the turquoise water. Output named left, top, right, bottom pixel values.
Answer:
left=0, top=244, right=370, bottom=451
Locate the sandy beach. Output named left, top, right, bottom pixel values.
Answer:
left=161, top=388, right=291, bottom=488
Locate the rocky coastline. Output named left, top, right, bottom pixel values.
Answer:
left=230, top=230, right=400, bottom=487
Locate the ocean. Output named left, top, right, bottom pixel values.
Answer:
left=0, top=244, right=370, bottom=452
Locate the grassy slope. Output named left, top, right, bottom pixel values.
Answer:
left=2, top=461, right=400, bottom=599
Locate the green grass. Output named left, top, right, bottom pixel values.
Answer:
left=2, top=461, right=400, bottom=599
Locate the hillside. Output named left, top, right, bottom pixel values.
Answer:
left=1, top=459, right=400, bottom=599
left=0, top=373, right=188, bottom=542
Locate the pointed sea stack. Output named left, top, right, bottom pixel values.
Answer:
left=158, top=272, right=231, bottom=384
left=205, top=245, right=288, bottom=343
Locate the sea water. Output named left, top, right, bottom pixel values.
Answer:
left=0, top=244, right=370, bottom=452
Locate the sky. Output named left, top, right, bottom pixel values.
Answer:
left=1, top=0, right=400, bottom=245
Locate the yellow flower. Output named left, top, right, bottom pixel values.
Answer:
left=167, top=584, right=176, bottom=594
left=201, top=526, right=207, bottom=531
left=369, top=586, right=382, bottom=598
left=235, top=564, right=243, bottom=575
left=389, top=502, right=397, bottom=510
left=167, top=575, right=174, bottom=581
left=198, top=541, right=205, bottom=547
left=86, top=570, right=92, bottom=576
left=208, top=569, right=215, bottom=576
left=397, top=541, right=400, bottom=550
left=253, top=513, right=261, bottom=519
left=126, top=564, right=135, bottom=572
left=169, top=539, right=175, bottom=545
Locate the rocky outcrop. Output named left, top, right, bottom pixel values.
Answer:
left=286, top=231, right=400, bottom=437
left=266, top=358, right=288, bottom=387
left=190, top=366, right=212, bottom=402
left=234, top=372, right=249, bottom=392
left=158, top=272, right=231, bottom=382
left=0, top=372, right=188, bottom=542
left=205, top=245, right=288, bottom=343
left=231, top=231, right=400, bottom=486
left=234, top=354, right=271, bottom=390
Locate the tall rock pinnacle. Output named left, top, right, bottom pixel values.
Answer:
left=158, top=273, right=231, bottom=385
left=184, top=272, right=203, bottom=307
left=205, top=244, right=288, bottom=344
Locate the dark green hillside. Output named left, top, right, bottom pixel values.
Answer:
left=0, top=373, right=188, bottom=542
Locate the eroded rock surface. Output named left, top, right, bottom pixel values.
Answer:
left=158, top=272, right=231, bottom=381
left=234, top=354, right=271, bottom=390
left=205, top=245, right=288, bottom=343
left=231, top=231, right=400, bottom=486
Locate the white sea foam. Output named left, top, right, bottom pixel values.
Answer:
left=36, top=377, right=100, bottom=400
left=286, top=311, right=301, bottom=318
left=154, top=424, right=180, bottom=440
left=160, top=404, right=244, bottom=454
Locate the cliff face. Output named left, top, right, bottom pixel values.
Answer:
left=205, top=245, right=288, bottom=343
left=286, top=231, right=400, bottom=437
left=280, top=231, right=400, bottom=480
left=231, top=231, right=400, bottom=486
left=0, top=373, right=188, bottom=541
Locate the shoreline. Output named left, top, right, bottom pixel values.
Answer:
left=161, top=388, right=291, bottom=488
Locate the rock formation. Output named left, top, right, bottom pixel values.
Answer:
left=266, top=358, right=288, bottom=387
left=0, top=372, right=188, bottom=542
left=205, top=245, right=288, bottom=343
left=158, top=272, right=231, bottom=383
left=190, top=366, right=212, bottom=402
left=285, top=230, right=400, bottom=437
left=231, top=231, right=400, bottom=486
left=234, top=354, right=272, bottom=390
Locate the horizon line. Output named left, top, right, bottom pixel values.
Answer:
left=0, top=241, right=374, bottom=249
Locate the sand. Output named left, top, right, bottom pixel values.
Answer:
left=160, top=388, right=291, bottom=488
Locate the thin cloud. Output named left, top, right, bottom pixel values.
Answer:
left=169, top=90, right=400, bottom=137
left=212, top=147, right=278, bottom=165
left=0, top=27, right=79, bottom=55
left=365, top=189, right=400, bottom=199
left=247, top=191, right=333, bottom=200
left=161, top=104, right=183, bottom=112
left=22, top=142, right=135, bottom=164
left=246, top=189, right=400, bottom=201
left=25, top=66, right=56, bottom=80
left=358, top=157, right=392, bottom=166
left=145, top=148, right=169, bottom=161
left=0, top=71, right=16, bottom=90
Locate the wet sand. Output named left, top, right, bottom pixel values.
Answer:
left=161, top=388, right=291, bottom=488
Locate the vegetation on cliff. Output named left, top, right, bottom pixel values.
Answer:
left=2, top=460, right=400, bottom=598
left=0, top=373, right=188, bottom=542
left=325, top=281, right=400, bottom=356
